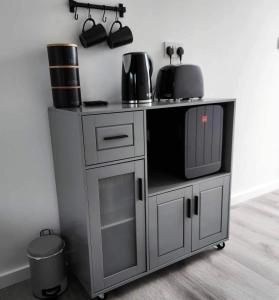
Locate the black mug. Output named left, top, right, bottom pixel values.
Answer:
left=107, top=21, right=133, bottom=49
left=79, top=18, right=107, bottom=48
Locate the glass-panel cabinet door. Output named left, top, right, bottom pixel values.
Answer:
left=86, top=160, right=146, bottom=292
left=100, top=172, right=137, bottom=278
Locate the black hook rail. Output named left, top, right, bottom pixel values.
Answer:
left=69, top=0, right=126, bottom=18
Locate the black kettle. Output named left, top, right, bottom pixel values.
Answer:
left=122, top=52, right=153, bottom=104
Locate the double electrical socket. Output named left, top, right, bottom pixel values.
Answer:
left=164, top=42, right=183, bottom=60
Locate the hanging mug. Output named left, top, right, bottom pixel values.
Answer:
left=79, top=18, right=107, bottom=48
left=107, top=20, right=133, bottom=49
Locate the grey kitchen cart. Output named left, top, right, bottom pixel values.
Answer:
left=49, top=98, right=235, bottom=299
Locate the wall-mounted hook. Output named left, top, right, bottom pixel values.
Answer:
left=74, top=6, right=79, bottom=20
left=87, top=3, right=92, bottom=18
left=68, top=1, right=127, bottom=19
left=102, top=6, right=107, bottom=22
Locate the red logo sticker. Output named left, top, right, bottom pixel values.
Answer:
left=201, top=115, right=208, bottom=123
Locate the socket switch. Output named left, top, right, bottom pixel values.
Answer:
left=164, top=42, right=184, bottom=60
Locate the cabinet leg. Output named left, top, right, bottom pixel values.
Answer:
left=216, top=242, right=225, bottom=250
left=98, top=294, right=105, bottom=299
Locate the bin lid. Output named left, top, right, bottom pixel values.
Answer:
left=27, top=235, right=65, bottom=259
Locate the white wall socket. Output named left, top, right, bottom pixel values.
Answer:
left=164, top=42, right=184, bottom=60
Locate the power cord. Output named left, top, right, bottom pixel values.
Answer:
left=166, top=46, right=174, bottom=64
left=177, top=47, right=184, bottom=64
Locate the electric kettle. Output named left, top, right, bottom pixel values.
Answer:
left=122, top=52, right=153, bottom=104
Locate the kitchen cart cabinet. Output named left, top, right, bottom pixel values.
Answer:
left=49, top=98, right=235, bottom=299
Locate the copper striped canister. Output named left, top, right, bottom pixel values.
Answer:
left=47, top=44, right=81, bottom=108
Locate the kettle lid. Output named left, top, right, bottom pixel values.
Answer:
left=123, top=51, right=148, bottom=57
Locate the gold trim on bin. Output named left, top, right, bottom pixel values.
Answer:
left=49, top=65, right=79, bottom=69
left=52, top=86, right=80, bottom=89
left=47, top=43, right=78, bottom=48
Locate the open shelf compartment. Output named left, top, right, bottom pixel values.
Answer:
left=146, top=101, right=235, bottom=195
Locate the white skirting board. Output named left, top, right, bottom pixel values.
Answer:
left=231, top=179, right=279, bottom=206
left=0, top=265, right=30, bottom=290
left=1, top=181, right=279, bottom=290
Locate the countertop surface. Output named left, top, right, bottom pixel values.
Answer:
left=49, top=98, right=236, bottom=115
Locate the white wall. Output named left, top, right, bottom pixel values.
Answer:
left=1, top=0, right=279, bottom=286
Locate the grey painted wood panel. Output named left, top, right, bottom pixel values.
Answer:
left=149, top=187, right=192, bottom=269
left=222, top=101, right=235, bottom=173
left=157, top=198, right=184, bottom=256
left=96, top=124, right=134, bottom=150
left=192, top=176, right=230, bottom=251
left=48, top=109, right=92, bottom=296
left=86, top=160, right=146, bottom=293
left=82, top=111, right=144, bottom=165
left=49, top=98, right=236, bottom=116
left=148, top=170, right=231, bottom=196
left=200, top=186, right=223, bottom=239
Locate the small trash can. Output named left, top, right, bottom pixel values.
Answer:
left=27, top=229, right=67, bottom=299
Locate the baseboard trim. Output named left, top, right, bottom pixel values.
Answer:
left=0, top=265, right=30, bottom=290
left=231, top=179, right=279, bottom=206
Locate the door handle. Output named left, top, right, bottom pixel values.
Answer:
left=138, top=178, right=144, bottom=201
left=194, top=196, right=199, bottom=215
left=187, top=198, right=192, bottom=218
left=103, top=134, right=129, bottom=141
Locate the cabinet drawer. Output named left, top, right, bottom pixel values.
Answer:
left=82, top=111, right=144, bottom=165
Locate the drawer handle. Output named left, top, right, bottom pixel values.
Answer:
left=103, top=134, right=129, bottom=141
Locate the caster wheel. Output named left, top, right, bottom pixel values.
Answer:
left=98, top=294, right=105, bottom=300
left=216, top=242, right=225, bottom=250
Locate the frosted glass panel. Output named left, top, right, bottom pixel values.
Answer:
left=99, top=173, right=137, bottom=277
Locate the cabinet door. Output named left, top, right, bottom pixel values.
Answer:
left=86, top=160, right=146, bottom=292
left=149, top=187, right=192, bottom=269
left=192, top=176, right=230, bottom=251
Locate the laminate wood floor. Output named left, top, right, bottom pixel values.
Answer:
left=1, top=191, right=278, bottom=300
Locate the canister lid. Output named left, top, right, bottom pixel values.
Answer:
left=27, top=235, right=65, bottom=259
